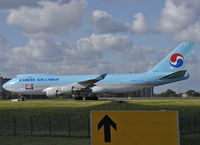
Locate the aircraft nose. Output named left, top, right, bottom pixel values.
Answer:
left=2, top=83, right=9, bottom=91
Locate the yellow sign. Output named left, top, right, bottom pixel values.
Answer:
left=91, top=111, right=179, bottom=145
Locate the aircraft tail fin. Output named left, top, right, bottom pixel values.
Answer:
left=150, top=42, right=194, bottom=73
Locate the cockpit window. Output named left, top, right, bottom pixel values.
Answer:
left=8, top=78, right=19, bottom=85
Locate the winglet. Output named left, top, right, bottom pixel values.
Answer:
left=96, top=73, right=107, bottom=81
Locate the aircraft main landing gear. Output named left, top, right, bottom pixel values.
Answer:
left=72, top=94, right=98, bottom=100
left=74, top=96, right=83, bottom=100
left=72, top=94, right=83, bottom=100
left=85, top=94, right=98, bottom=100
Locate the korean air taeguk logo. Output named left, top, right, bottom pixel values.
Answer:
left=169, top=53, right=184, bottom=68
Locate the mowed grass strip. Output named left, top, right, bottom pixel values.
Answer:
left=0, top=136, right=90, bottom=145
left=0, top=98, right=200, bottom=116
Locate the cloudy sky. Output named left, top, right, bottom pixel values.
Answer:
left=0, top=0, right=199, bottom=93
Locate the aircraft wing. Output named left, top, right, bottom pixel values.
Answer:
left=58, top=73, right=107, bottom=94
left=78, top=73, right=107, bottom=88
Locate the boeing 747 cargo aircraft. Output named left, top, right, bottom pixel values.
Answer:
left=3, top=42, right=194, bottom=100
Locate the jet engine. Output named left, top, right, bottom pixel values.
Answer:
left=61, top=83, right=83, bottom=94
left=43, top=87, right=61, bottom=97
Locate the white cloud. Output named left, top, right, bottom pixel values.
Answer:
left=173, top=22, right=200, bottom=43
left=3, top=34, right=132, bottom=75
left=0, top=0, right=41, bottom=9
left=155, top=0, right=200, bottom=43
left=0, top=36, right=12, bottom=63
left=4, top=33, right=159, bottom=75
left=75, top=33, right=132, bottom=51
left=0, top=0, right=72, bottom=9
left=11, top=38, right=64, bottom=61
left=3, top=0, right=89, bottom=76
left=89, top=10, right=149, bottom=34
left=132, top=13, right=148, bottom=34
left=7, top=0, right=87, bottom=37
left=0, top=36, right=12, bottom=50
left=156, top=0, right=196, bottom=32
left=68, top=34, right=167, bottom=74
left=89, top=10, right=129, bottom=33
left=62, top=33, right=133, bottom=68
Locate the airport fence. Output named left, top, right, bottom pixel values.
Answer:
left=0, top=114, right=200, bottom=137
left=0, top=114, right=90, bottom=137
left=179, top=113, right=200, bottom=135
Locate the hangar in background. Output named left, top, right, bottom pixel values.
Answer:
left=141, top=87, right=154, bottom=97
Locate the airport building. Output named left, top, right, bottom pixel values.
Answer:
left=131, top=87, right=154, bottom=98
left=141, top=87, right=154, bottom=97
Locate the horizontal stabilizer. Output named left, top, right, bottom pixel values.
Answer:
left=158, top=70, right=187, bottom=80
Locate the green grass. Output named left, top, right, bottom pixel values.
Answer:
left=1, top=98, right=200, bottom=116
left=0, top=98, right=200, bottom=145
left=181, top=134, right=200, bottom=145
left=0, top=136, right=90, bottom=145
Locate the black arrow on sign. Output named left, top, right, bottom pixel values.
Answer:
left=98, top=115, right=117, bottom=142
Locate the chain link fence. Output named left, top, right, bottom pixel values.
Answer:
left=179, top=113, right=200, bottom=135
left=0, top=113, right=200, bottom=137
left=0, top=114, right=90, bottom=137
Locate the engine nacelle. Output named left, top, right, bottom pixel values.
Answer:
left=91, top=86, right=105, bottom=94
left=61, top=83, right=83, bottom=94
left=43, top=87, right=61, bottom=98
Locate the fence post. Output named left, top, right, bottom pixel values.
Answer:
left=188, top=117, right=190, bottom=134
left=30, top=116, right=33, bottom=136
left=197, top=113, right=200, bottom=131
left=179, top=117, right=183, bottom=134
left=13, top=116, right=16, bottom=136
left=68, top=116, right=71, bottom=137
left=88, top=115, right=90, bottom=137
left=48, top=115, right=51, bottom=136
left=198, top=113, right=200, bottom=131
left=193, top=114, right=196, bottom=132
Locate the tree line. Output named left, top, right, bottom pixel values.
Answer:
left=156, top=89, right=200, bottom=97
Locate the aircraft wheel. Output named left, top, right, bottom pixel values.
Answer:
left=85, top=95, right=98, bottom=100
left=74, top=96, right=83, bottom=100
left=21, top=97, right=25, bottom=101
left=18, top=95, right=26, bottom=101
left=92, top=96, right=99, bottom=100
